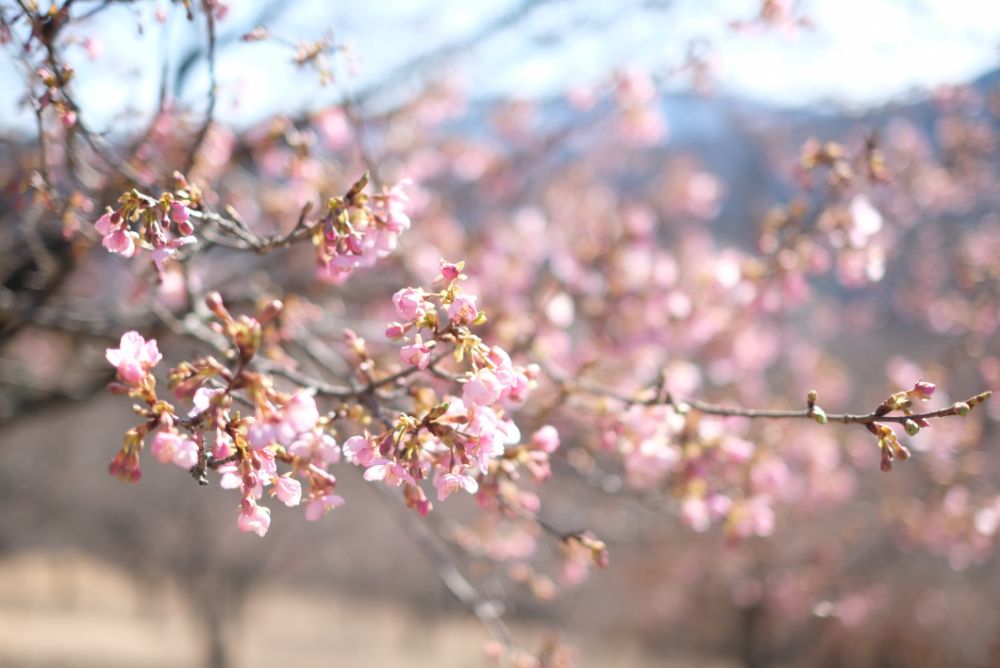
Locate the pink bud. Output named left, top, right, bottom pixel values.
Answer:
left=440, top=261, right=462, bottom=280
left=170, top=201, right=192, bottom=234
left=385, top=322, right=406, bottom=339
left=102, top=229, right=135, bottom=257
left=205, top=291, right=230, bottom=320
left=346, top=233, right=364, bottom=254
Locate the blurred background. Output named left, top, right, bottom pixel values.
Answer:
left=1, top=1, right=999, bottom=666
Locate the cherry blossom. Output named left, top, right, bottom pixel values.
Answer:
left=105, top=331, right=162, bottom=385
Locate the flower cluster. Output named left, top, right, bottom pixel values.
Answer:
left=313, top=174, right=412, bottom=283
left=36, top=65, right=78, bottom=128
left=103, top=295, right=344, bottom=537
left=94, top=172, right=198, bottom=270
left=346, top=261, right=543, bottom=512
left=103, top=262, right=561, bottom=537
left=221, top=386, right=344, bottom=537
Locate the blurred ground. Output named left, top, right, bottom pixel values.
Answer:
left=0, top=549, right=731, bottom=668
left=0, top=394, right=738, bottom=668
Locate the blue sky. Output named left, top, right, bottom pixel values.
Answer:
left=2, top=0, right=999, bottom=132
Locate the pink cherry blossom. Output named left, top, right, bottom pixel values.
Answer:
left=237, top=498, right=271, bottom=537
left=288, top=432, right=340, bottom=464
left=150, top=429, right=198, bottom=469
left=463, top=367, right=503, bottom=406
left=447, top=293, right=478, bottom=324
left=343, top=434, right=376, bottom=466
left=151, top=235, right=196, bottom=270
left=392, top=287, right=425, bottom=321
left=94, top=212, right=115, bottom=235
left=382, top=179, right=412, bottom=233
left=531, top=425, right=560, bottom=453
left=284, top=391, right=320, bottom=433
left=364, top=458, right=416, bottom=486
left=435, top=469, right=479, bottom=501
left=274, top=475, right=302, bottom=507
left=102, top=228, right=136, bottom=257
left=106, top=331, right=162, bottom=385
left=681, top=496, right=712, bottom=532
left=247, top=420, right=279, bottom=449
left=305, top=492, right=345, bottom=521
left=400, top=338, right=433, bottom=369
left=218, top=463, right=242, bottom=490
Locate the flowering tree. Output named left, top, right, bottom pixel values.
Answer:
left=2, top=1, right=998, bottom=666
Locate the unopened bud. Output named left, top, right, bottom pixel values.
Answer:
left=880, top=446, right=893, bottom=472
left=345, top=233, right=364, bottom=254
left=205, top=291, right=230, bottom=320
left=903, top=419, right=919, bottom=436
left=377, top=431, right=395, bottom=457
left=257, top=299, right=284, bottom=324
left=439, top=260, right=465, bottom=282
left=912, top=381, right=936, bottom=400
left=953, top=401, right=971, bottom=416
left=234, top=321, right=262, bottom=364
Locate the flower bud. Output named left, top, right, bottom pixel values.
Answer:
left=257, top=299, right=284, bottom=324
left=811, top=407, right=828, bottom=424
left=880, top=446, right=893, bottom=472
left=205, top=291, right=230, bottom=321
left=904, top=419, right=920, bottom=436
left=439, top=260, right=465, bottom=282
left=233, top=320, right=262, bottom=364
left=912, top=381, right=936, bottom=400
left=953, top=401, right=971, bottom=416
left=385, top=322, right=405, bottom=339
left=345, top=233, right=364, bottom=254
